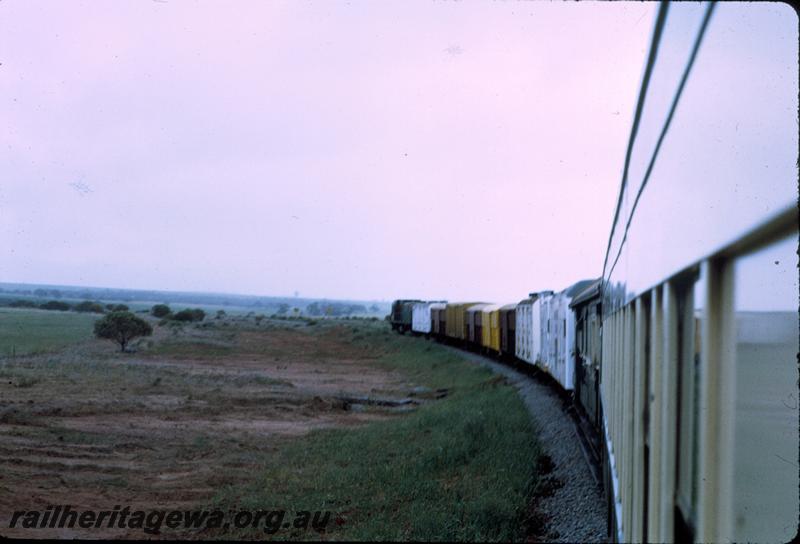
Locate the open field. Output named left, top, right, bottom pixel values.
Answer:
left=0, top=311, right=539, bottom=540
left=0, top=308, right=99, bottom=357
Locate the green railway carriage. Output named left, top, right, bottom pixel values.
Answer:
left=390, top=299, right=421, bottom=333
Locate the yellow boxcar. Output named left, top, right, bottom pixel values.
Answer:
left=480, top=304, right=504, bottom=353
left=445, top=302, right=482, bottom=340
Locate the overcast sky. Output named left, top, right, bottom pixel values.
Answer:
left=1, top=1, right=656, bottom=303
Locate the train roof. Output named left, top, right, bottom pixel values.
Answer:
left=518, top=290, right=553, bottom=305
left=562, top=279, right=598, bottom=298
left=465, top=303, right=493, bottom=313
left=569, top=278, right=602, bottom=307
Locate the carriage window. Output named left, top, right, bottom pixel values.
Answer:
left=675, top=271, right=702, bottom=539
left=730, top=235, right=799, bottom=543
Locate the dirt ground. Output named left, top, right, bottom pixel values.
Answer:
left=0, top=320, right=411, bottom=539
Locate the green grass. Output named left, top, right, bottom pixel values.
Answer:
left=213, top=330, right=540, bottom=541
left=0, top=307, right=98, bottom=356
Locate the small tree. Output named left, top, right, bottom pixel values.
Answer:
left=151, top=304, right=171, bottom=318
left=94, top=311, right=153, bottom=352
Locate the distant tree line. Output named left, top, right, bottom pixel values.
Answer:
left=305, top=301, right=368, bottom=317
left=0, top=284, right=390, bottom=315
left=2, top=296, right=213, bottom=326
left=34, top=288, right=64, bottom=299
left=6, top=299, right=128, bottom=314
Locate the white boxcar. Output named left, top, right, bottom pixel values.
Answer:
left=515, top=297, right=535, bottom=364
left=411, top=301, right=440, bottom=334
left=538, top=293, right=556, bottom=374
left=531, top=296, right=543, bottom=365
left=537, top=281, right=594, bottom=390
left=515, top=292, right=551, bottom=365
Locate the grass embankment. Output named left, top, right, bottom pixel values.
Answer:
left=0, top=307, right=98, bottom=356
left=214, top=323, right=540, bottom=541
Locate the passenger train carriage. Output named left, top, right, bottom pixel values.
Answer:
left=600, top=2, right=797, bottom=542
left=390, top=2, right=798, bottom=542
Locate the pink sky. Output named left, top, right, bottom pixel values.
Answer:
left=1, top=1, right=656, bottom=302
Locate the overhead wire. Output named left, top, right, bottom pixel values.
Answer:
left=601, top=1, right=671, bottom=285
left=602, top=1, right=717, bottom=293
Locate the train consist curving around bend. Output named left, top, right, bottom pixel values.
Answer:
left=391, top=2, right=799, bottom=542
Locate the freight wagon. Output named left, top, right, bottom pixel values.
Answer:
left=498, top=303, right=517, bottom=358
left=445, top=302, right=483, bottom=341
left=539, top=280, right=596, bottom=390
left=514, top=294, right=537, bottom=364
left=515, top=291, right=552, bottom=366
left=411, top=301, right=446, bottom=335
left=465, top=303, right=491, bottom=346
left=480, top=304, right=503, bottom=355
left=429, top=302, right=447, bottom=336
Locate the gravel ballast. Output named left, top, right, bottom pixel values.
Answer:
left=451, top=347, right=608, bottom=543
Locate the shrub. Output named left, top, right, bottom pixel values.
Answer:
left=40, top=300, right=71, bottom=311
left=172, top=310, right=193, bottom=322
left=94, top=311, right=153, bottom=352
left=172, top=308, right=205, bottom=322
left=151, top=304, right=171, bottom=318
left=74, top=300, right=105, bottom=313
